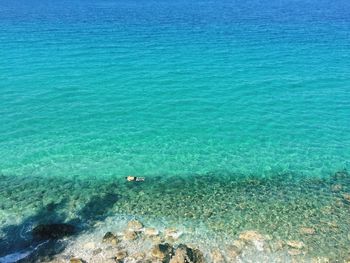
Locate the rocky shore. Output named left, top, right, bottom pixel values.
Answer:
left=47, top=219, right=335, bottom=263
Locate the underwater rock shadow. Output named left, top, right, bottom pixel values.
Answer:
left=0, top=184, right=121, bottom=263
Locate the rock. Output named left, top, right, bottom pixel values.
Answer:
left=123, top=230, right=138, bottom=241
left=211, top=249, right=226, bottom=263
left=300, top=227, right=315, bottom=235
left=70, top=259, right=83, bottom=263
left=32, top=223, right=75, bottom=239
left=169, top=244, right=204, bottom=263
left=144, top=227, right=159, bottom=237
left=151, top=243, right=173, bottom=262
left=288, top=249, right=302, bottom=256
left=127, top=220, right=143, bottom=231
left=102, top=232, right=119, bottom=245
left=239, top=230, right=265, bottom=242
left=116, top=250, right=128, bottom=261
left=286, top=240, right=305, bottom=249
left=164, top=228, right=182, bottom=240
left=269, top=240, right=284, bottom=252
left=342, top=193, right=350, bottom=203
left=226, top=245, right=241, bottom=261
left=331, top=184, right=342, bottom=192
left=232, top=240, right=245, bottom=251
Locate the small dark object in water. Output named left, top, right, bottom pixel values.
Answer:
left=126, top=176, right=145, bottom=182
left=32, top=223, right=75, bottom=239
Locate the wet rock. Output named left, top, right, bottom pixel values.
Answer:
left=144, top=227, right=159, bottom=237
left=151, top=243, right=174, bottom=262
left=300, top=227, right=315, bottom=235
left=127, top=220, right=143, bottom=231
left=169, top=244, right=204, bottom=263
left=115, top=250, right=128, bottom=261
left=123, top=230, right=138, bottom=241
left=239, top=230, right=265, bottom=242
left=164, top=228, right=182, bottom=240
left=102, top=232, right=119, bottom=245
left=210, top=249, right=226, bottom=263
left=286, top=240, right=305, bottom=249
left=32, top=223, right=75, bottom=239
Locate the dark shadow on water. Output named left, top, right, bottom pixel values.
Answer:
left=0, top=175, right=121, bottom=262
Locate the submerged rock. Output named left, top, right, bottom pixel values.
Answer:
left=70, top=258, right=83, bottom=263
left=115, top=250, right=128, bottom=261
left=286, top=240, right=305, bottom=249
left=32, top=223, right=75, bottom=239
left=239, top=230, right=265, bottom=242
left=151, top=243, right=173, bottom=262
left=127, top=220, right=143, bottom=231
left=123, top=230, right=138, bottom=241
left=102, top=232, right=119, bottom=245
left=169, top=244, right=205, bottom=263
left=300, top=227, right=315, bottom=235
left=342, top=193, right=350, bottom=203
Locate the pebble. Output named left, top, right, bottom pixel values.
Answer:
left=286, top=240, right=305, bottom=249
left=70, top=258, right=83, bottom=263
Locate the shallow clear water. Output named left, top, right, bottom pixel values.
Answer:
left=0, top=0, right=350, bottom=261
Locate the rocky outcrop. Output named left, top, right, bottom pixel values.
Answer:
left=102, top=232, right=119, bottom=245
left=169, top=244, right=205, bottom=263
left=151, top=243, right=174, bottom=262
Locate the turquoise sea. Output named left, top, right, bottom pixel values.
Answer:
left=1, top=0, right=350, bottom=261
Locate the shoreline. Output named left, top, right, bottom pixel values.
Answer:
left=1, top=171, right=350, bottom=262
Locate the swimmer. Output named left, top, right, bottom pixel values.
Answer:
left=126, top=176, right=145, bottom=182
